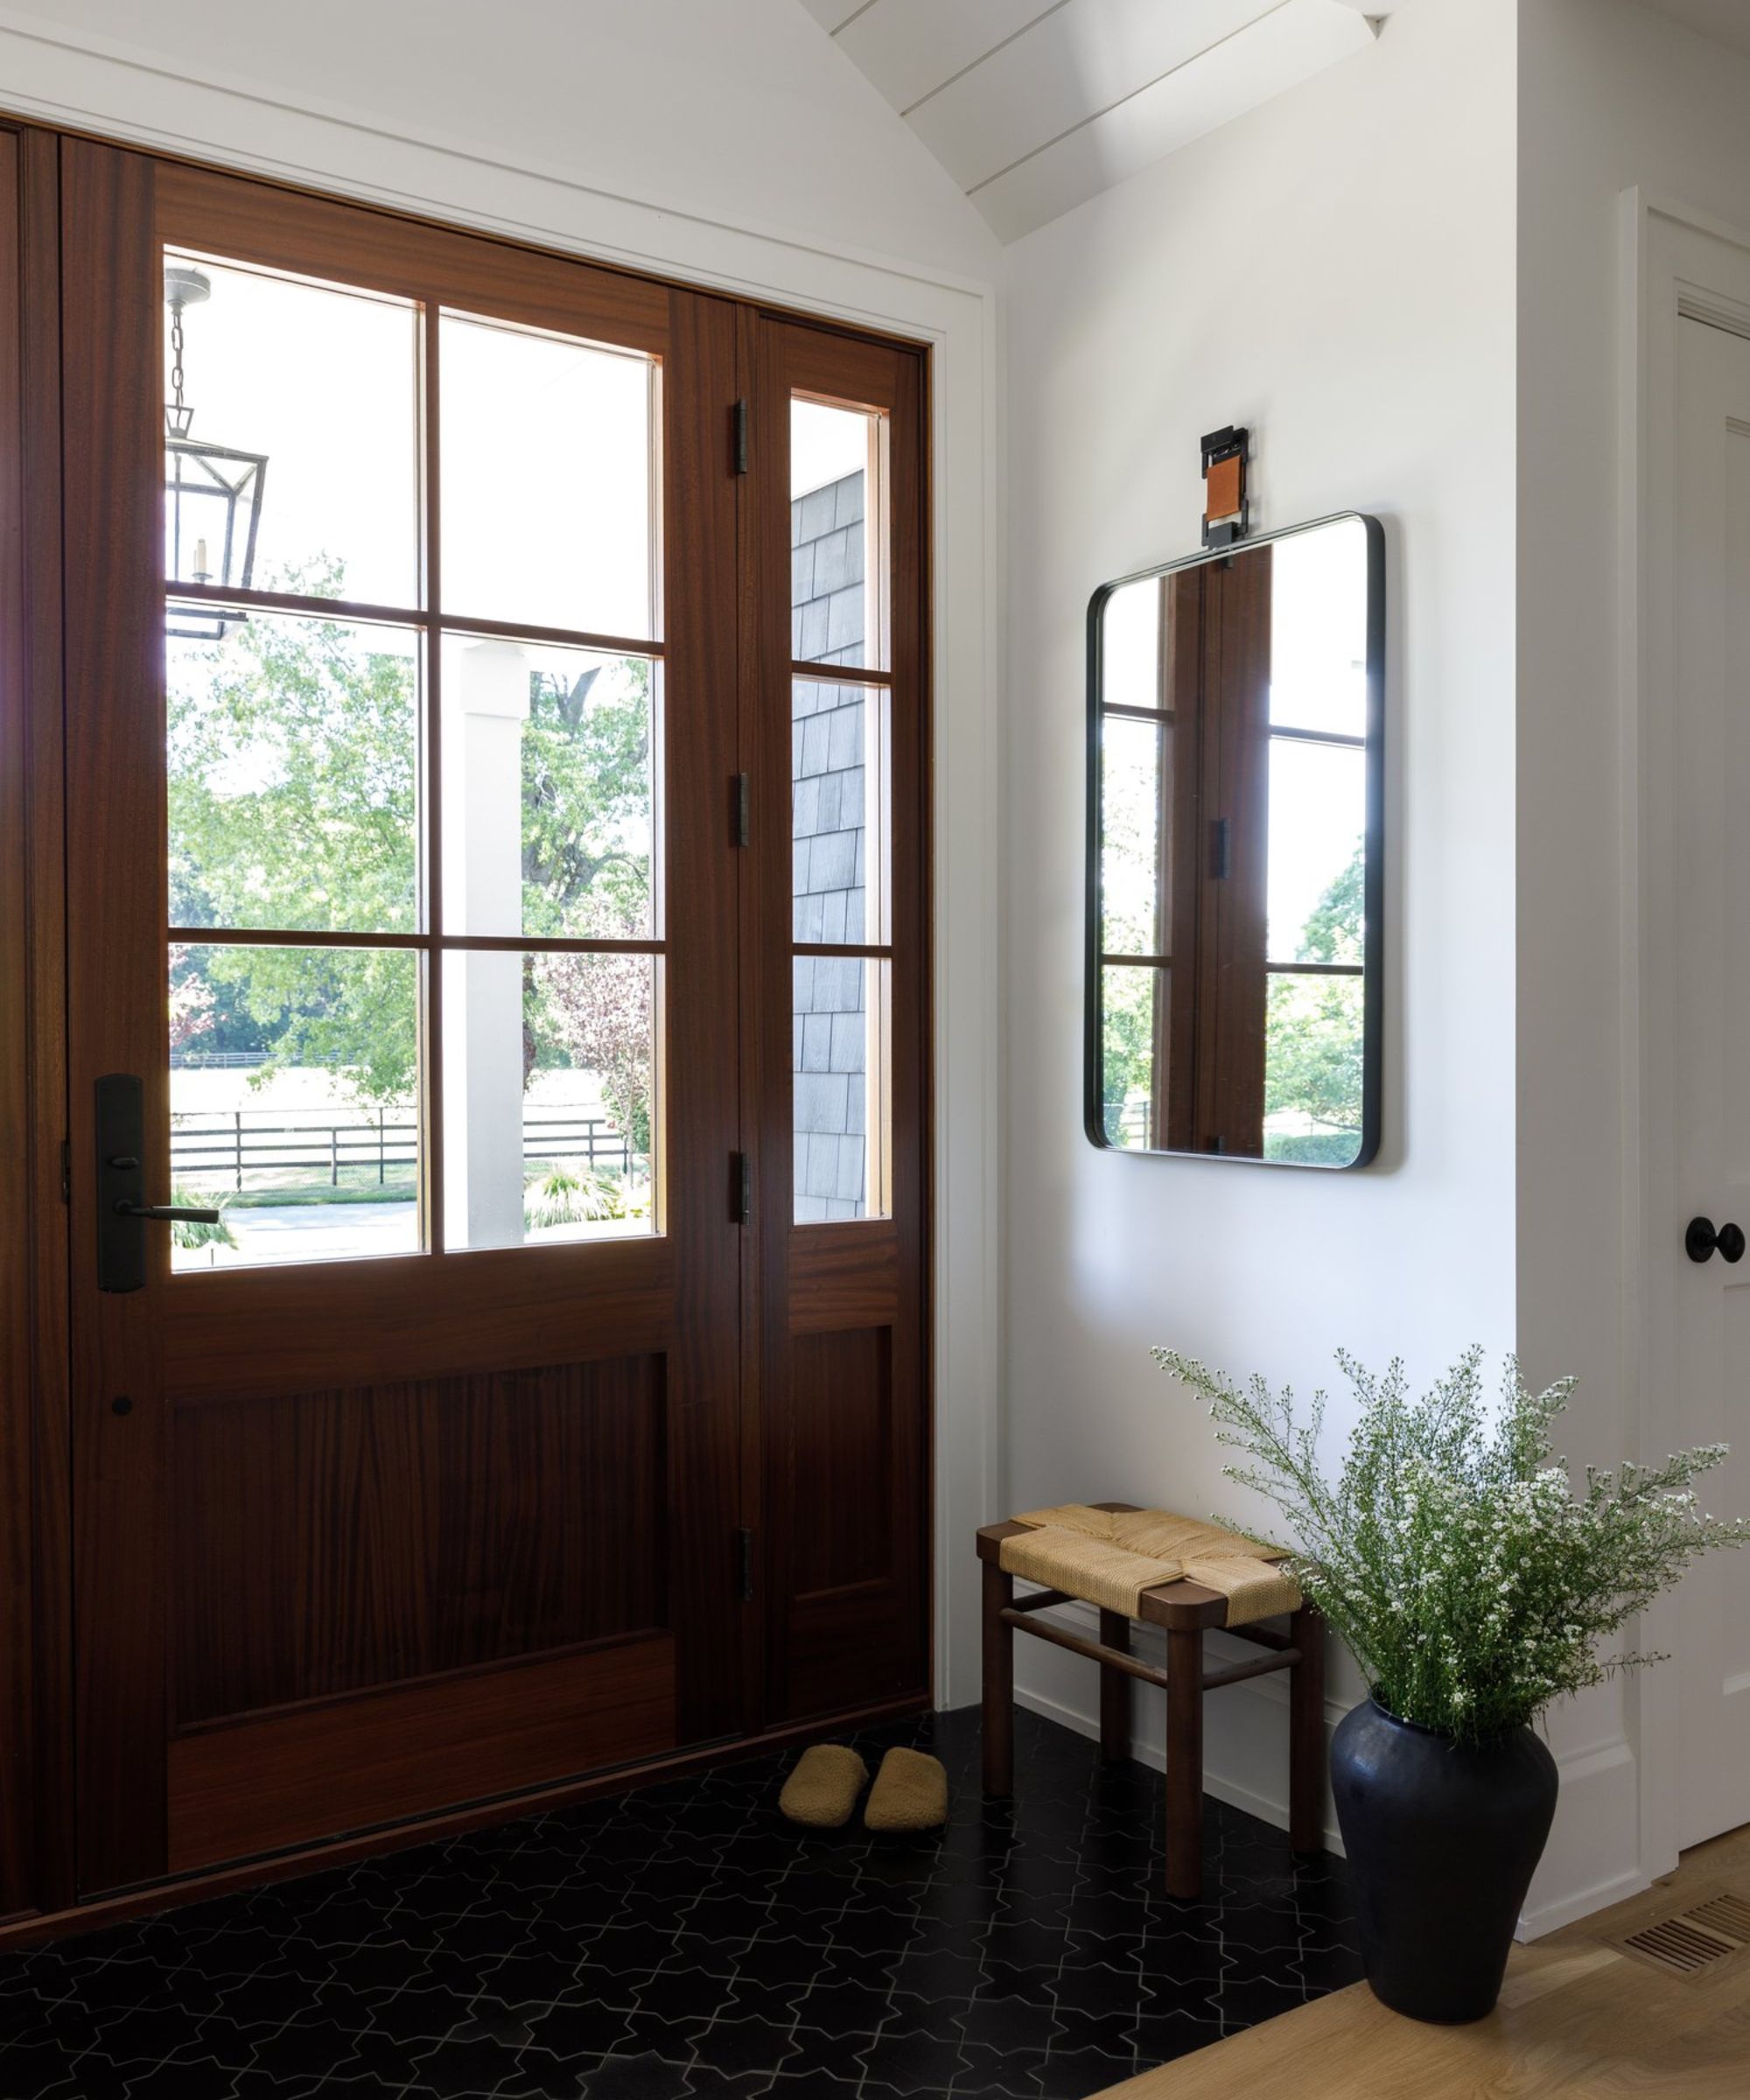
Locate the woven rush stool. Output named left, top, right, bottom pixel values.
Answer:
left=977, top=1502, right=1326, bottom=1900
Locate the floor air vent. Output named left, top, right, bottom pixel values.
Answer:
left=1687, top=1893, right=1750, bottom=1944
left=1614, top=1888, right=1750, bottom=1978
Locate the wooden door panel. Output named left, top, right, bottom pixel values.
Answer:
left=64, top=134, right=173, bottom=1895
left=61, top=142, right=747, bottom=1897
left=162, top=1240, right=677, bottom=1399
left=169, top=1354, right=666, bottom=1726
left=166, top=1634, right=676, bottom=1872
left=157, top=163, right=671, bottom=359
left=48, top=138, right=928, bottom=1910
left=788, top=1222, right=900, bottom=1333
left=775, top=1325, right=922, bottom=1721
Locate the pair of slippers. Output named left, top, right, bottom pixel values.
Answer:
left=778, top=1743, right=948, bottom=1831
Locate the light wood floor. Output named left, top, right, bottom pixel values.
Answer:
left=1098, top=1823, right=1750, bottom=2099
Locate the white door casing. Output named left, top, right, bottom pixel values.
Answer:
left=1671, top=312, right=1750, bottom=1847
left=1631, top=196, right=1750, bottom=1874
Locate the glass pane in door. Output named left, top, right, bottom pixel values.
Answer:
left=794, top=955, right=888, bottom=1223
left=792, top=397, right=886, bottom=670
left=438, top=312, right=658, bottom=640
left=442, top=949, right=659, bottom=1250
left=438, top=635, right=658, bottom=942
left=162, top=251, right=420, bottom=609
left=168, top=611, right=421, bottom=934
left=169, top=942, right=420, bottom=1270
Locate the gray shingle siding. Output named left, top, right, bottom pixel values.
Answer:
left=792, top=467, right=870, bottom=1224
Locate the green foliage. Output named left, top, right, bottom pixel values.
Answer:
left=1101, top=967, right=1158, bottom=1144
left=170, top=561, right=654, bottom=1144
left=1264, top=844, right=1365, bottom=1156
left=522, top=1162, right=637, bottom=1229
left=170, top=1184, right=235, bottom=1253
left=521, top=662, right=651, bottom=937
left=1155, top=1346, right=1750, bottom=1744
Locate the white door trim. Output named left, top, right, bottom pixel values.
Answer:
left=0, top=15, right=1005, bottom=1717
left=1621, top=186, right=1750, bottom=1883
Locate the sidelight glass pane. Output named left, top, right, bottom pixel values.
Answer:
left=1100, top=713, right=1166, bottom=957
left=444, top=949, right=658, bottom=1250
left=794, top=955, right=889, bottom=1222
left=169, top=942, right=419, bottom=1270
left=1100, top=962, right=1165, bottom=1150
left=792, top=677, right=886, bottom=946
left=167, top=610, right=420, bottom=936
left=1266, top=738, right=1366, bottom=966
left=1269, top=520, right=1369, bottom=738
left=1264, top=971, right=1366, bottom=1166
left=163, top=251, right=420, bottom=610
left=439, top=312, right=656, bottom=640
left=439, top=636, right=657, bottom=941
left=792, top=397, right=886, bottom=670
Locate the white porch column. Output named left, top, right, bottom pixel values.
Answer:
left=442, top=640, right=528, bottom=1250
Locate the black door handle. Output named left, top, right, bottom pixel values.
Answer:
left=1686, top=1215, right=1746, bottom=1264
left=96, top=1073, right=218, bottom=1292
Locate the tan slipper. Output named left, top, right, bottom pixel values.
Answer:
left=863, top=1746, right=948, bottom=1831
left=778, top=1743, right=869, bottom=1828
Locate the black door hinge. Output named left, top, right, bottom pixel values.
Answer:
left=732, top=399, right=749, bottom=475
left=732, top=771, right=750, bottom=848
left=735, top=1527, right=755, bottom=1602
left=732, top=1151, right=752, bottom=1222
left=1209, top=816, right=1232, bottom=881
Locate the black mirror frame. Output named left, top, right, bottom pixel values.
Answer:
left=1083, top=511, right=1386, bottom=1170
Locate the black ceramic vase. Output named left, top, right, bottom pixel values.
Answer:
left=1330, top=1697, right=1558, bottom=2024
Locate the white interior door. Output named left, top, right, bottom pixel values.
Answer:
left=1673, top=312, right=1750, bottom=1850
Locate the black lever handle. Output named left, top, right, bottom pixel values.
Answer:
left=1686, top=1215, right=1746, bottom=1264
left=97, top=1073, right=221, bottom=1291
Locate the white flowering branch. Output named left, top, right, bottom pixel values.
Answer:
left=1152, top=1345, right=1750, bottom=1744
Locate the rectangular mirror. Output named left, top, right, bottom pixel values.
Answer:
left=1087, top=513, right=1383, bottom=1168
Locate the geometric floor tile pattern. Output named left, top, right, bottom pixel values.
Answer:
left=0, top=1707, right=1362, bottom=2099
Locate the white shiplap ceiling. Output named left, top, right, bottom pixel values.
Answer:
left=799, top=0, right=1404, bottom=242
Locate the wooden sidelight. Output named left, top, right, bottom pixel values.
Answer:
left=16, top=133, right=934, bottom=1914
left=747, top=322, right=929, bottom=1726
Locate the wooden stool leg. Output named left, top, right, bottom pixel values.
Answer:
left=1165, top=1625, right=1204, bottom=1900
left=1289, top=1605, right=1326, bottom=1855
left=1098, top=1609, right=1132, bottom=1762
left=982, top=1557, right=1015, bottom=1796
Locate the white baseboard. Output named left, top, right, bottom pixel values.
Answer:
left=1518, top=1866, right=1650, bottom=1940
left=1012, top=1682, right=1350, bottom=1856
left=1011, top=1597, right=1648, bottom=1936
left=1009, top=1590, right=1349, bottom=1856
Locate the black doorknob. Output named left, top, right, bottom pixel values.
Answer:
left=1686, top=1215, right=1746, bottom=1264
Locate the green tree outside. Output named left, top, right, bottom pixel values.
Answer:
left=170, top=558, right=654, bottom=1146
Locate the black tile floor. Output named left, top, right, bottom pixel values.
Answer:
left=0, top=1707, right=1362, bottom=2100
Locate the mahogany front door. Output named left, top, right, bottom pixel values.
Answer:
left=61, top=141, right=749, bottom=1895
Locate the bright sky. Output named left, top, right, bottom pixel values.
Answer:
left=165, top=250, right=655, bottom=637
left=792, top=397, right=870, bottom=499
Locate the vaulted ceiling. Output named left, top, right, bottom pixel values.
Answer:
left=797, top=0, right=1406, bottom=242
left=1633, top=0, right=1750, bottom=62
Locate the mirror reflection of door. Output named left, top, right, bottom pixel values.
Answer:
left=1092, top=514, right=1381, bottom=1167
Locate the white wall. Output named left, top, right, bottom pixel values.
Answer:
left=1002, top=0, right=1521, bottom=1844
left=1516, top=0, right=1750, bottom=1930
left=2, top=0, right=998, bottom=281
